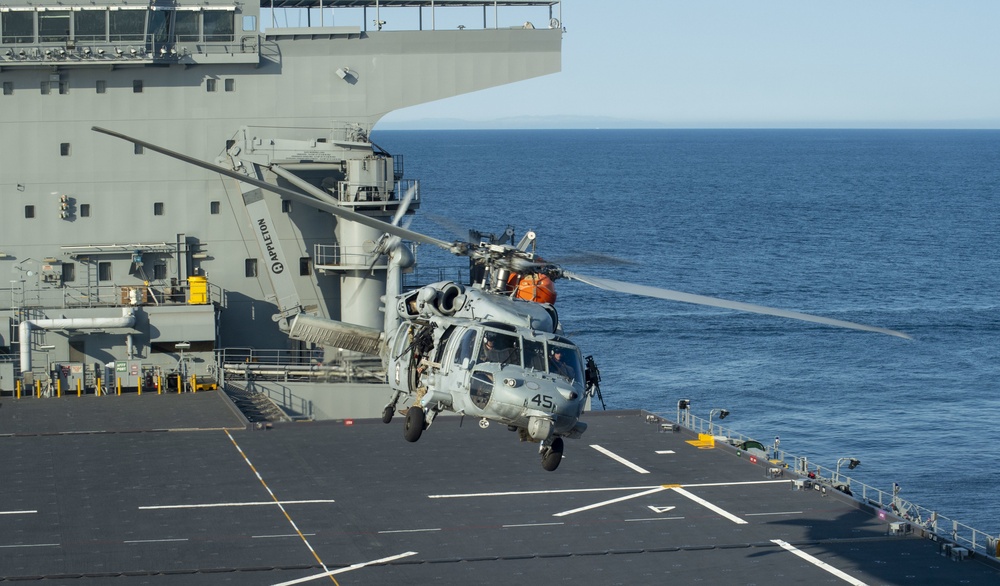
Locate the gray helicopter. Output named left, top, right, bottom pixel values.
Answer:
left=94, top=127, right=910, bottom=472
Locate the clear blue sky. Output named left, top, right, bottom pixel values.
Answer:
left=379, top=0, right=1000, bottom=129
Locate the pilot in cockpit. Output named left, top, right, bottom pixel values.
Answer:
left=549, top=347, right=574, bottom=380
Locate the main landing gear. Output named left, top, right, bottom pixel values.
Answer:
left=540, top=437, right=564, bottom=471
left=403, top=405, right=425, bottom=442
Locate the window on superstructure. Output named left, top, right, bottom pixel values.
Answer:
left=282, top=200, right=292, bottom=213
left=134, top=144, right=144, bottom=155
left=148, top=9, right=173, bottom=45
left=24, top=205, right=35, bottom=219
left=60, top=143, right=71, bottom=156
left=153, top=264, right=167, bottom=280
left=41, top=82, right=51, bottom=95
left=210, top=201, right=220, bottom=214
left=204, top=11, right=235, bottom=42
left=80, top=204, right=90, bottom=217
left=1, top=12, right=33, bottom=44
left=109, top=10, right=146, bottom=42
left=206, top=78, right=217, bottom=92
left=133, top=80, right=143, bottom=93
left=62, top=263, right=76, bottom=283
left=39, top=10, right=71, bottom=43
left=245, top=259, right=258, bottom=278
left=224, top=79, right=234, bottom=92
left=96, top=80, right=107, bottom=94
left=59, top=82, right=69, bottom=95
left=98, top=262, right=112, bottom=282
left=175, top=11, right=199, bottom=42
left=299, top=257, right=312, bottom=276
left=2, top=82, right=11, bottom=96
left=154, top=202, right=164, bottom=216
left=75, top=10, right=108, bottom=42
left=243, top=15, right=257, bottom=32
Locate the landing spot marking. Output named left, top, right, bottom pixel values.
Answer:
left=671, top=486, right=747, bottom=524
left=553, top=486, right=666, bottom=517
left=0, top=510, right=37, bottom=515
left=647, top=505, right=676, bottom=514
left=590, top=444, right=650, bottom=474
left=139, top=499, right=336, bottom=510
left=655, top=450, right=675, bottom=454
left=271, top=551, right=419, bottom=585
left=746, top=511, right=803, bottom=517
left=772, top=539, right=869, bottom=585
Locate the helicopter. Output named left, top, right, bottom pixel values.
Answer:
left=93, top=126, right=910, bottom=471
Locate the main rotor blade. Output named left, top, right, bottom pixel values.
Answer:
left=560, top=269, right=911, bottom=339
left=92, top=126, right=454, bottom=251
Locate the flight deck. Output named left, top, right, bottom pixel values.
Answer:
left=1, top=392, right=997, bottom=585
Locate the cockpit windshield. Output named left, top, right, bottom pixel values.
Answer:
left=547, top=342, right=584, bottom=385
left=476, top=331, right=522, bottom=367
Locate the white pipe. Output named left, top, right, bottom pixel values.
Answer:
left=20, top=308, right=136, bottom=373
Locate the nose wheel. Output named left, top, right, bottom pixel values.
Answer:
left=479, top=418, right=490, bottom=429
left=540, top=437, right=564, bottom=471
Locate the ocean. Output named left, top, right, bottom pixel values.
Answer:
left=372, top=128, right=1000, bottom=537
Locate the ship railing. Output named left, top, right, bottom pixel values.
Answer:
left=402, top=267, right=470, bottom=290
left=217, top=347, right=384, bottom=385
left=261, top=1, right=563, bottom=33
left=334, top=178, right=421, bottom=207
left=663, top=410, right=1000, bottom=560
left=0, top=34, right=263, bottom=67
left=3, top=281, right=224, bottom=310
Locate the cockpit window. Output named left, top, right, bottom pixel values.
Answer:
left=453, top=329, right=477, bottom=370
left=477, top=331, right=521, bottom=367
left=523, top=339, right=546, bottom=371
left=548, top=343, right=584, bottom=386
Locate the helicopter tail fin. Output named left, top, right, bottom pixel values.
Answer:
left=288, top=314, right=384, bottom=356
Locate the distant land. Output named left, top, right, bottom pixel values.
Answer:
left=375, top=115, right=1000, bottom=131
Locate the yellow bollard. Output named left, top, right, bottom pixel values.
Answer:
left=57, top=379, right=61, bottom=398
left=16, top=380, right=20, bottom=399
left=77, top=379, right=82, bottom=397
left=137, top=380, right=141, bottom=396
left=117, top=377, right=121, bottom=396
left=192, top=374, right=197, bottom=393
left=157, top=375, right=162, bottom=395
left=35, top=380, right=41, bottom=398
left=177, top=374, right=182, bottom=394
left=96, top=378, right=102, bottom=396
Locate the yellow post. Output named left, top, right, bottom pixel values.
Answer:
left=137, top=380, right=141, bottom=396
left=57, top=379, right=61, bottom=398
left=35, top=380, right=40, bottom=398
left=157, top=375, right=162, bottom=395
left=116, top=377, right=121, bottom=396
left=96, top=378, right=102, bottom=396
left=16, top=380, right=20, bottom=399
left=77, top=379, right=82, bottom=397
left=177, top=374, right=182, bottom=394
left=192, top=374, right=197, bottom=393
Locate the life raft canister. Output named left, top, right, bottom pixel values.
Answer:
left=507, top=273, right=557, bottom=304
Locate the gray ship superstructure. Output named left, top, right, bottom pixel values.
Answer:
left=0, top=0, right=562, bottom=411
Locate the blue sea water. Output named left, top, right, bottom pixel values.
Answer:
left=372, top=128, right=1000, bottom=536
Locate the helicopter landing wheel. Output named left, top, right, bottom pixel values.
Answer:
left=403, top=406, right=425, bottom=443
left=541, top=437, right=564, bottom=472
left=381, top=404, right=394, bottom=424
left=479, top=418, right=490, bottom=429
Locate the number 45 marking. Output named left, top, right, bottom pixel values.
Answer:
left=530, top=394, right=555, bottom=410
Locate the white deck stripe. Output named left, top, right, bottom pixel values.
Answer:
left=0, top=543, right=59, bottom=549
left=671, top=486, right=747, bottom=524
left=590, top=445, right=651, bottom=474
left=772, top=539, right=869, bottom=585
left=124, top=538, right=189, bottom=544
left=502, top=522, right=565, bottom=528
left=139, top=499, right=336, bottom=510
left=553, top=486, right=666, bottom=517
left=271, top=551, right=418, bottom=585
left=0, top=510, right=37, bottom=515
left=377, top=528, right=441, bottom=534
left=746, top=511, right=803, bottom=516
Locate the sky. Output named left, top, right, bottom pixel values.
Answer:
left=377, top=0, right=1000, bottom=129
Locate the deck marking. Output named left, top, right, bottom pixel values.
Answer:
left=224, top=429, right=337, bottom=585
left=253, top=533, right=317, bottom=539
left=671, top=486, right=747, bottom=524
left=377, top=528, right=441, bottom=534
left=429, top=480, right=790, bottom=500
left=0, top=543, right=60, bottom=549
left=746, top=511, right=803, bottom=517
left=655, top=450, right=675, bottom=454
left=0, top=510, right=37, bottom=515
left=502, top=522, right=565, bottom=528
left=590, top=444, right=651, bottom=474
left=625, top=517, right=684, bottom=522
left=553, top=486, right=667, bottom=517
left=772, top=539, right=869, bottom=585
left=647, top=505, right=676, bottom=514
left=271, top=551, right=418, bottom=585
left=139, top=499, right=336, bottom=510
left=124, top=538, right=189, bottom=544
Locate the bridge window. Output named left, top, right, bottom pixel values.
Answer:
left=203, top=10, right=235, bottom=42
left=110, top=10, right=146, bottom=43
left=75, top=10, right=108, bottom=42
left=175, top=11, right=199, bottom=42
left=148, top=9, right=172, bottom=45
left=2, top=12, right=33, bottom=44
left=39, top=10, right=71, bottom=43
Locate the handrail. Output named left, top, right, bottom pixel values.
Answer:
left=660, top=409, right=1000, bottom=559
